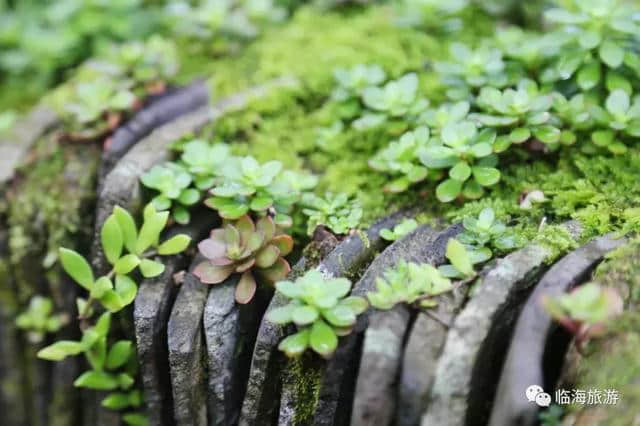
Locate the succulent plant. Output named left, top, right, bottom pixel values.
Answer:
left=62, top=79, right=135, bottom=127
left=543, top=282, right=623, bottom=345
left=471, top=79, right=559, bottom=147
left=458, top=207, right=523, bottom=252
left=394, top=0, right=469, bottom=29
left=437, top=238, right=482, bottom=279
left=104, top=35, right=178, bottom=85
left=16, top=296, right=69, bottom=343
left=588, top=90, right=640, bottom=154
left=332, top=64, right=386, bottom=101
left=419, top=101, right=470, bottom=134
left=205, top=156, right=299, bottom=226
left=418, top=120, right=500, bottom=202
left=194, top=215, right=293, bottom=304
left=141, top=163, right=200, bottom=224
left=367, top=260, right=452, bottom=310
left=179, top=139, right=232, bottom=190
left=266, top=269, right=368, bottom=358
left=361, top=73, right=428, bottom=118
left=165, top=0, right=284, bottom=40
left=496, top=28, right=565, bottom=72
left=379, top=218, right=419, bottom=241
left=543, top=0, right=640, bottom=80
left=434, top=42, right=508, bottom=98
left=301, top=192, right=363, bottom=236
left=551, top=93, right=596, bottom=146
left=369, top=126, right=434, bottom=193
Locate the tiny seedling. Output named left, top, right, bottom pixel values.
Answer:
left=267, top=269, right=368, bottom=358
left=367, top=260, right=452, bottom=310
left=379, top=218, right=419, bottom=241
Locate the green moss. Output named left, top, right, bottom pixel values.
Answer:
left=198, top=7, right=442, bottom=99
left=290, top=354, right=323, bottom=425
left=191, top=7, right=444, bottom=228
left=532, top=224, right=579, bottom=263
left=562, top=239, right=640, bottom=426
left=6, top=133, right=99, bottom=306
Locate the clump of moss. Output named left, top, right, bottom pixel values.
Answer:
left=533, top=224, right=579, bottom=263
left=7, top=133, right=100, bottom=304
left=560, top=239, right=640, bottom=426
left=289, top=354, right=323, bottom=425
left=195, top=7, right=446, bottom=227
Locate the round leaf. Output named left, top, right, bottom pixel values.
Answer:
left=599, top=41, right=624, bottom=68
left=309, top=320, right=338, bottom=358
left=449, top=162, right=471, bottom=182
left=445, top=239, right=474, bottom=277
left=59, top=248, right=94, bottom=290
left=292, top=305, right=319, bottom=326
left=266, top=304, right=296, bottom=324
left=278, top=329, right=310, bottom=357
left=472, top=167, right=500, bottom=187
left=435, top=179, right=462, bottom=202
left=139, top=259, right=165, bottom=278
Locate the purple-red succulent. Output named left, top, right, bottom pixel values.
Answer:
left=194, top=215, right=293, bottom=303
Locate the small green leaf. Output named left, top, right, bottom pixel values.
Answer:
left=605, top=89, right=630, bottom=117
left=436, top=179, right=462, bottom=203
left=139, top=259, right=165, bottom=278
left=135, top=209, right=169, bottom=255
left=310, top=320, right=338, bottom=358
left=266, top=304, right=296, bottom=324
left=339, top=296, right=368, bottom=315
left=157, top=234, right=191, bottom=255
left=117, top=373, right=135, bottom=389
left=101, top=214, right=123, bottom=265
left=178, top=188, right=200, bottom=206
left=151, top=195, right=171, bottom=211
left=446, top=239, right=474, bottom=277
left=115, top=275, right=137, bottom=307
left=74, top=371, right=119, bottom=390
left=449, top=162, right=471, bottom=182
left=379, top=229, right=396, bottom=241
left=59, top=248, right=94, bottom=290
left=37, top=341, right=85, bottom=361
left=102, top=392, right=131, bottom=410
left=114, top=254, right=140, bottom=275
left=599, top=41, right=624, bottom=68
left=122, top=413, right=149, bottom=426
left=291, top=305, right=319, bottom=326
left=576, top=62, right=601, bottom=91
left=533, top=125, right=561, bottom=144
left=91, top=277, right=113, bottom=299
left=509, top=127, right=531, bottom=144
left=322, top=305, right=356, bottom=327
left=106, top=341, right=133, bottom=370
left=99, top=291, right=124, bottom=313
left=591, top=130, right=614, bottom=147
left=278, top=328, right=310, bottom=357
left=472, top=167, right=500, bottom=187
left=275, top=281, right=303, bottom=299
left=113, top=206, right=138, bottom=254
